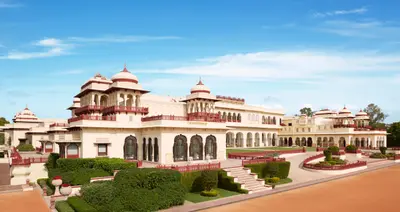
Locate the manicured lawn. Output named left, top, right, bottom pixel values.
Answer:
left=266, top=178, right=293, bottom=186
left=185, top=188, right=241, bottom=203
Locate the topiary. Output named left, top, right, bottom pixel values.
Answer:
left=379, top=147, right=387, bottom=155
left=201, top=170, right=218, bottom=191
left=345, top=145, right=357, bottom=152
left=323, top=149, right=332, bottom=161
left=328, top=146, right=340, bottom=154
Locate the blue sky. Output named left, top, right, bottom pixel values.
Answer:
left=0, top=0, right=398, bottom=123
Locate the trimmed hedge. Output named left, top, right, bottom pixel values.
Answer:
left=328, top=146, right=339, bottom=154
left=201, top=170, right=218, bottom=191
left=81, top=181, right=116, bottom=212
left=370, top=153, right=387, bottom=159
left=48, top=168, right=110, bottom=186
left=16, top=144, right=35, bottom=151
left=55, top=200, right=75, bottom=212
left=181, top=171, right=203, bottom=192
left=45, top=153, right=60, bottom=170
left=217, top=170, right=248, bottom=194
left=56, top=158, right=137, bottom=174
left=245, top=161, right=291, bottom=179
left=37, top=178, right=54, bottom=196
left=345, top=145, right=357, bottom=152
left=67, top=196, right=97, bottom=212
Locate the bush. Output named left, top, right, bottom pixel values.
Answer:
left=380, top=147, right=387, bottom=155
left=245, top=161, right=291, bottom=179
left=181, top=171, right=203, bottom=192
left=345, top=145, right=357, bottom=152
left=81, top=181, right=116, bottom=212
left=45, top=153, right=60, bottom=170
left=265, top=177, right=280, bottom=184
left=57, top=158, right=96, bottom=171
left=315, top=161, right=332, bottom=167
left=37, top=178, right=54, bottom=196
left=386, top=153, right=396, bottom=158
left=55, top=200, right=75, bottom=212
left=16, top=144, right=35, bottom=151
left=48, top=168, right=110, bottom=186
left=328, top=146, right=340, bottom=154
left=323, top=150, right=332, bottom=161
left=67, top=196, right=97, bottom=212
left=217, top=170, right=248, bottom=194
left=369, top=153, right=387, bottom=159
left=200, top=189, right=219, bottom=197
left=93, top=158, right=137, bottom=174
left=201, top=170, right=218, bottom=191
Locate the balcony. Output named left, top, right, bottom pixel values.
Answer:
left=75, top=105, right=104, bottom=116
left=142, top=113, right=225, bottom=123
left=68, top=115, right=116, bottom=123
left=333, top=124, right=356, bottom=128
left=102, top=106, right=149, bottom=115
left=49, top=123, right=69, bottom=128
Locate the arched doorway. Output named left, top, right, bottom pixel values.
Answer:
left=301, top=137, right=306, bottom=146
left=205, top=135, right=217, bottom=159
left=279, top=138, right=284, bottom=146
left=323, top=137, right=328, bottom=147
left=226, top=132, right=234, bottom=147
left=307, top=137, right=313, bottom=147
left=288, top=137, right=293, bottom=146
left=262, top=133, right=266, bottom=146
left=272, top=134, right=277, bottom=146
left=328, top=137, right=334, bottom=147
left=361, top=138, right=366, bottom=148
left=154, top=138, right=159, bottom=162
left=284, top=138, right=288, bottom=146
left=190, top=135, right=203, bottom=160
left=142, top=138, right=147, bottom=160
left=124, top=135, right=138, bottom=160
left=295, top=138, right=300, bottom=146
left=173, top=134, right=188, bottom=162
left=254, top=133, right=260, bottom=147
left=246, top=132, right=253, bottom=147
left=45, top=141, right=53, bottom=153
left=355, top=138, right=360, bottom=147
left=339, top=137, right=346, bottom=147
left=267, top=133, right=272, bottom=146
left=317, top=137, right=322, bottom=147
left=235, top=132, right=243, bottom=147
left=148, top=138, right=153, bottom=161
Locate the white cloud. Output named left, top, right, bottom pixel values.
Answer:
left=134, top=50, right=400, bottom=81
left=313, top=7, right=367, bottom=17
left=35, top=38, right=63, bottom=47
left=318, top=20, right=400, bottom=38
left=68, top=35, right=181, bottom=43
left=0, top=2, right=22, bottom=8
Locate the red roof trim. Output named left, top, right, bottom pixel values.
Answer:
left=191, top=90, right=211, bottom=94
left=111, top=78, right=138, bottom=84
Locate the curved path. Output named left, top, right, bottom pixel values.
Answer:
left=203, top=165, right=400, bottom=212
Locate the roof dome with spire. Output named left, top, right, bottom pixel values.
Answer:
left=111, top=65, right=139, bottom=83
left=190, top=79, right=211, bottom=94
left=356, top=109, right=368, bottom=116
left=13, top=106, right=39, bottom=122
left=339, top=106, right=352, bottom=114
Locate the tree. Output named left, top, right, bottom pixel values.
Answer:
left=363, top=104, right=388, bottom=127
left=299, top=107, right=313, bottom=117
left=0, top=117, right=9, bottom=145
left=387, top=122, right=400, bottom=147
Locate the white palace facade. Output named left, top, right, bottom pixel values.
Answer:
left=0, top=67, right=387, bottom=164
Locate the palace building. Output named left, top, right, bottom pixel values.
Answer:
left=1, top=66, right=284, bottom=164
left=279, top=108, right=387, bottom=148
left=0, top=67, right=388, bottom=164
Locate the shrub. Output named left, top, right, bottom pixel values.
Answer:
left=48, top=168, right=110, bottom=186
left=328, top=146, right=340, bottom=154
left=81, top=181, right=116, bottom=212
left=265, top=162, right=279, bottom=178
left=323, top=150, right=332, bottom=161
left=315, top=161, right=332, bottom=167
left=181, top=171, right=203, bottom=192
left=67, top=196, right=97, bottom=212
left=345, top=145, right=357, bottom=152
left=245, top=161, right=291, bottom=179
left=156, top=182, right=186, bottom=209
left=16, top=144, right=35, bottom=151
left=57, top=158, right=96, bottom=171
left=200, top=189, right=219, bottom=197
left=217, top=170, right=248, bottom=194
left=386, top=153, right=396, bottom=158
left=201, top=170, right=218, bottom=191
left=93, top=158, right=137, bottom=174
left=369, top=153, right=387, bottom=159
left=380, top=147, right=387, bottom=155
left=55, top=200, right=75, bottom=212
left=45, top=153, right=60, bottom=170
left=265, top=177, right=280, bottom=184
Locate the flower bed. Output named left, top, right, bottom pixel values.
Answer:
left=228, top=149, right=305, bottom=159
left=242, top=157, right=285, bottom=166
left=156, top=162, right=220, bottom=172
left=303, top=160, right=367, bottom=170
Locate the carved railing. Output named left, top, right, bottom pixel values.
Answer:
left=102, top=106, right=149, bottom=115
left=68, top=115, right=116, bottom=123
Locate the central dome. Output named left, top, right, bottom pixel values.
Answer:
left=14, top=106, right=38, bottom=120
left=190, top=79, right=211, bottom=94
left=111, top=65, right=139, bottom=84
left=339, top=106, right=351, bottom=114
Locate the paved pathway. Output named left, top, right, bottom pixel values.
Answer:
left=0, top=190, right=50, bottom=212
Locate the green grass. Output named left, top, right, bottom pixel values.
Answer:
left=266, top=178, right=293, bottom=186
left=185, top=188, right=241, bottom=203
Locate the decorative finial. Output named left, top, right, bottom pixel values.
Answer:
left=122, top=63, right=129, bottom=72
left=197, top=76, right=203, bottom=85
left=343, top=104, right=346, bottom=109
left=25, top=104, right=28, bottom=110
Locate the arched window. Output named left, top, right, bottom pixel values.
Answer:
left=246, top=132, right=253, bottom=147
left=205, top=135, right=217, bottom=159
left=142, top=138, right=147, bottom=161
left=154, top=138, right=159, bottom=162
left=272, top=117, right=276, bottom=125
left=226, top=132, right=234, bottom=147
left=235, top=132, right=244, bottom=147
left=232, top=113, right=236, bottom=122
left=237, top=113, right=241, bottom=122
left=189, top=135, right=203, bottom=160
left=255, top=133, right=260, bottom=147
left=228, top=113, right=232, bottom=122
left=262, top=116, right=266, bottom=124
left=148, top=138, right=153, bottom=161
left=222, top=112, right=227, bottom=121
left=67, top=143, right=79, bottom=158
left=267, top=116, right=271, bottom=124
left=124, top=135, right=138, bottom=160
left=173, top=135, right=188, bottom=162
left=218, top=111, right=221, bottom=118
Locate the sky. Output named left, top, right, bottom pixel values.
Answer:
left=0, top=0, right=399, bottom=123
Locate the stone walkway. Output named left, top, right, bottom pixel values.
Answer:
left=0, top=190, right=50, bottom=212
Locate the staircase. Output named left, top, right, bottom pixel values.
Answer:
left=224, top=167, right=271, bottom=194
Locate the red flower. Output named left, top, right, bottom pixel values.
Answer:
left=53, top=176, right=62, bottom=180
left=61, top=183, right=70, bottom=187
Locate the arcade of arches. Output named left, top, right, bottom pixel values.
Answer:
left=226, top=132, right=278, bottom=147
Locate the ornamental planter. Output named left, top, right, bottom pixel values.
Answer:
left=52, top=176, right=62, bottom=196
left=60, top=184, right=72, bottom=196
